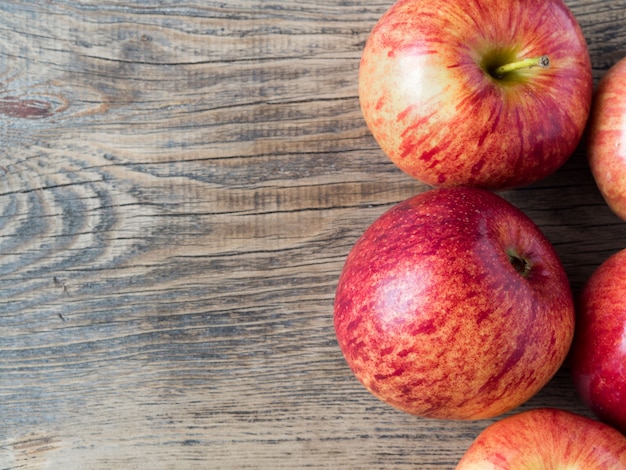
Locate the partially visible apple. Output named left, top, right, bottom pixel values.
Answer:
left=456, top=408, right=626, bottom=469
left=334, top=187, right=575, bottom=420
left=570, top=248, right=626, bottom=434
left=587, top=57, right=626, bottom=221
left=359, top=0, right=592, bottom=189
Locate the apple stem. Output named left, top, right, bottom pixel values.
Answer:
left=492, top=55, right=550, bottom=78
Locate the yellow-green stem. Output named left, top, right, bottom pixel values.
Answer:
left=493, top=55, right=550, bottom=77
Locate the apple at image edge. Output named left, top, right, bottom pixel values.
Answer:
left=455, top=408, right=626, bottom=469
left=359, top=0, right=593, bottom=189
left=587, top=56, right=626, bottom=221
left=334, top=187, right=575, bottom=420
left=570, top=248, right=626, bottom=435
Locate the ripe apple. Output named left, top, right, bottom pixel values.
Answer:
left=334, top=187, right=575, bottom=420
left=456, top=408, right=626, bottom=469
left=359, top=0, right=593, bottom=189
left=587, top=57, right=626, bottom=221
left=570, top=248, right=626, bottom=434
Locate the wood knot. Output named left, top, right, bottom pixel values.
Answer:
left=0, top=94, right=68, bottom=119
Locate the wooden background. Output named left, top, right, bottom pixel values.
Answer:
left=1, top=0, right=625, bottom=468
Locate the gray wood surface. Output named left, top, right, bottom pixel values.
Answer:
left=1, top=1, right=625, bottom=468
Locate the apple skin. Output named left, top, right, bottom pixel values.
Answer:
left=359, top=0, right=592, bottom=189
left=456, top=408, right=626, bottom=469
left=334, top=187, right=575, bottom=420
left=587, top=57, right=626, bottom=221
left=570, top=248, right=626, bottom=435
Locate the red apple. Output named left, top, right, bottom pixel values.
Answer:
left=334, top=187, right=574, bottom=420
left=456, top=408, right=626, bottom=469
left=587, top=57, right=626, bottom=221
left=570, top=248, right=626, bottom=434
left=359, top=0, right=592, bottom=189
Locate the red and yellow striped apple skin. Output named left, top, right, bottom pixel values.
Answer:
left=359, top=0, right=592, bottom=189
left=334, top=188, right=574, bottom=420
left=588, top=57, right=626, bottom=221
left=456, top=408, right=626, bottom=469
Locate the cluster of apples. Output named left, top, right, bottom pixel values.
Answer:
left=334, top=0, right=626, bottom=466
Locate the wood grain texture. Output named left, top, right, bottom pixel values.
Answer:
left=1, top=0, right=626, bottom=468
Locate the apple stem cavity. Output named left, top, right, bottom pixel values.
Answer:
left=509, top=252, right=532, bottom=278
left=492, top=55, right=550, bottom=79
